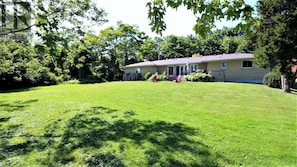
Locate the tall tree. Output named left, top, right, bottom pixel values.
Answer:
left=97, top=23, right=147, bottom=80
left=136, top=37, right=159, bottom=61
left=0, top=38, right=42, bottom=88
left=254, top=0, right=297, bottom=92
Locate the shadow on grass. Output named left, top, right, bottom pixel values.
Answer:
left=0, top=99, right=41, bottom=163
left=0, top=106, right=229, bottom=166
left=0, top=99, right=39, bottom=112
left=0, top=87, right=37, bottom=93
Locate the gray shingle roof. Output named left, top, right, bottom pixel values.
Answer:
left=125, top=53, right=254, bottom=68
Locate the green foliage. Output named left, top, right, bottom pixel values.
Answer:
left=157, top=72, right=167, bottom=81
left=147, top=0, right=255, bottom=37
left=148, top=72, right=167, bottom=81
left=184, top=72, right=212, bottom=82
left=144, top=72, right=153, bottom=80
left=263, top=72, right=281, bottom=88
left=136, top=37, right=159, bottom=61
left=255, top=0, right=297, bottom=73
left=222, top=36, right=247, bottom=54
left=254, top=0, right=297, bottom=92
left=0, top=39, right=40, bottom=88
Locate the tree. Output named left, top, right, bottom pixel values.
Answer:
left=147, top=0, right=255, bottom=37
left=0, top=38, right=42, bottom=88
left=69, top=23, right=147, bottom=81
left=254, top=0, right=297, bottom=92
left=97, top=23, right=147, bottom=80
left=1, top=0, right=107, bottom=55
left=136, top=37, right=159, bottom=61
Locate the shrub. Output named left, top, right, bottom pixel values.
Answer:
left=144, top=72, right=153, bottom=80
left=148, top=72, right=167, bottom=81
left=263, top=72, right=281, bottom=88
left=184, top=72, right=212, bottom=82
left=157, top=71, right=167, bottom=81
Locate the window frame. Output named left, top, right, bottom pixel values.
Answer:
left=135, top=68, right=141, bottom=73
left=242, top=61, right=253, bottom=68
left=221, top=61, right=226, bottom=70
left=191, top=64, right=198, bottom=72
left=168, top=66, right=174, bottom=76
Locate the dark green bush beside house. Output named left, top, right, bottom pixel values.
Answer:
left=263, top=72, right=281, bottom=88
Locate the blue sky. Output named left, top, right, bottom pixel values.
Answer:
left=96, top=0, right=258, bottom=37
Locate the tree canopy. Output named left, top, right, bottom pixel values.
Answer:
left=254, top=0, right=297, bottom=92
left=147, top=0, right=255, bottom=37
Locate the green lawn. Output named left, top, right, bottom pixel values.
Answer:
left=0, top=81, right=296, bottom=166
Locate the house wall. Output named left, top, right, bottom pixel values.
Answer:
left=207, top=60, right=270, bottom=83
left=198, top=63, right=207, bottom=72
left=125, top=66, right=156, bottom=74
left=157, top=66, right=167, bottom=74
left=124, top=66, right=156, bottom=80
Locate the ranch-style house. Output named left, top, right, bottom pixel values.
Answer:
left=124, top=53, right=270, bottom=83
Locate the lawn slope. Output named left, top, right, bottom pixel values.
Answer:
left=0, top=82, right=296, bottom=166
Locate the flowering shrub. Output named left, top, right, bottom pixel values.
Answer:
left=148, top=72, right=167, bottom=81
left=184, top=72, right=212, bottom=82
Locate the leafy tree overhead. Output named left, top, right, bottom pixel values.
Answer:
left=147, top=0, right=255, bottom=37
left=1, top=0, right=107, bottom=55
left=254, top=0, right=297, bottom=92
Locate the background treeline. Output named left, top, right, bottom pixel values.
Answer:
left=0, top=23, right=254, bottom=89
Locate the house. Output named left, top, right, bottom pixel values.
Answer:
left=124, top=53, right=270, bottom=83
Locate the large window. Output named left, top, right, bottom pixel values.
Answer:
left=168, top=66, right=174, bottom=76
left=242, top=61, right=253, bottom=68
left=191, top=64, right=198, bottom=72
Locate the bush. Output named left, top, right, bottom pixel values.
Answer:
left=263, top=72, right=281, bottom=88
left=157, top=71, right=167, bottom=81
left=148, top=72, right=167, bottom=81
left=184, top=72, right=212, bottom=82
left=144, top=72, right=153, bottom=80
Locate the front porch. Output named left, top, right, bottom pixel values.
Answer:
left=165, top=64, right=206, bottom=80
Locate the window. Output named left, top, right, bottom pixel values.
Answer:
left=191, top=64, right=198, bottom=72
left=168, top=66, right=173, bottom=76
left=221, top=61, right=226, bottom=69
left=181, top=66, right=187, bottom=75
left=135, top=68, right=140, bottom=73
left=242, top=61, right=253, bottom=68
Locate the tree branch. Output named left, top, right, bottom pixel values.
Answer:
left=0, top=24, right=35, bottom=36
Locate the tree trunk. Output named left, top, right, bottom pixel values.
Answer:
left=281, top=74, right=290, bottom=93
left=290, top=72, right=297, bottom=87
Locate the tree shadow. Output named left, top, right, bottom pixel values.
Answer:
left=41, top=106, right=225, bottom=166
left=0, top=87, right=37, bottom=93
left=0, top=106, right=229, bottom=166
left=0, top=99, right=39, bottom=112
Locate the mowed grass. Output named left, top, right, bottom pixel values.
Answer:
left=0, top=81, right=296, bottom=166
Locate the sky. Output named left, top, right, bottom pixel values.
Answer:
left=96, top=0, right=257, bottom=37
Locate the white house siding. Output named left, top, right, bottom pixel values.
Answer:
left=125, top=66, right=155, bottom=74
left=156, top=66, right=167, bottom=74
left=124, top=66, right=156, bottom=80
left=207, top=60, right=269, bottom=83
left=198, top=63, right=207, bottom=72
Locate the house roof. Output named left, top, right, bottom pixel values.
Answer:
left=125, top=53, right=254, bottom=68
